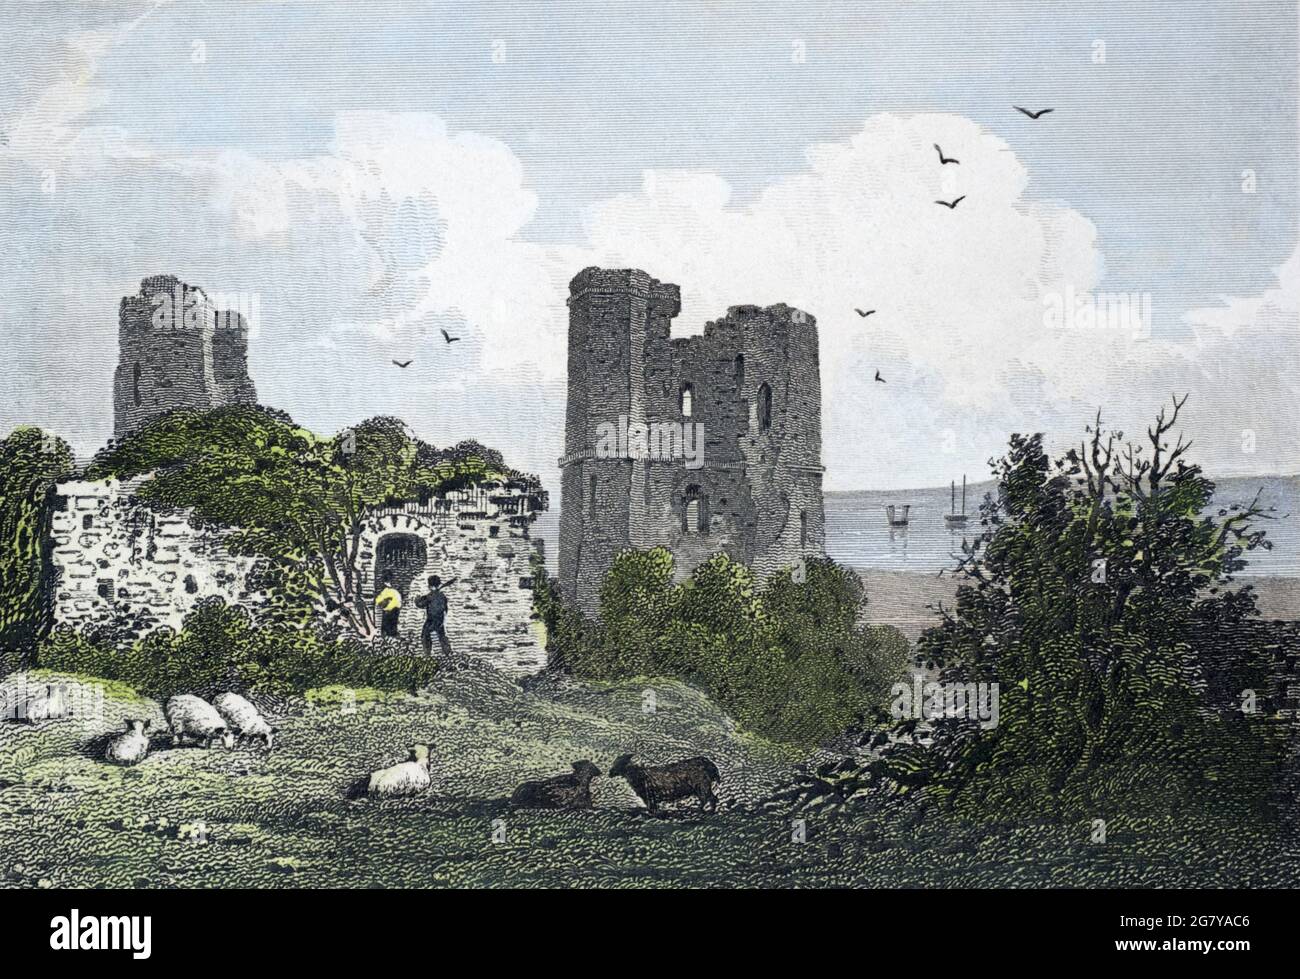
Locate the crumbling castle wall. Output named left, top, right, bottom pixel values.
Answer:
left=49, top=480, right=549, bottom=675
left=112, top=275, right=258, bottom=438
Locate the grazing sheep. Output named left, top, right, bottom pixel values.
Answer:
left=165, top=695, right=235, bottom=750
left=105, top=719, right=151, bottom=765
left=349, top=744, right=433, bottom=799
left=510, top=760, right=601, bottom=810
left=213, top=693, right=278, bottom=750
left=608, top=753, right=721, bottom=813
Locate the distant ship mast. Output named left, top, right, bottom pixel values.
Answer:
left=944, top=475, right=968, bottom=526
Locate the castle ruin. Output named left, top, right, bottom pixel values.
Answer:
left=559, top=267, right=825, bottom=612
left=113, top=275, right=257, bottom=438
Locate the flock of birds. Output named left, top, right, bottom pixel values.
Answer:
left=388, top=106, right=1054, bottom=378
left=863, top=104, right=1054, bottom=384
left=391, top=328, right=459, bottom=369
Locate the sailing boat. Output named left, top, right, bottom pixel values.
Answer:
left=885, top=504, right=911, bottom=527
left=944, top=475, right=968, bottom=527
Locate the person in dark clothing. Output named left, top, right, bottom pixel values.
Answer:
left=416, top=574, right=457, bottom=661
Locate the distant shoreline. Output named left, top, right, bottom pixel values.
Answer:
left=855, top=567, right=1300, bottom=642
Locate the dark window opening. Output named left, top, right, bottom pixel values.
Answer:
left=183, top=574, right=198, bottom=595
left=132, top=362, right=142, bottom=407
left=734, top=354, right=745, bottom=390
left=96, top=579, right=113, bottom=601
left=81, top=514, right=93, bottom=530
left=588, top=474, right=597, bottom=518
left=800, top=509, right=809, bottom=548
left=683, top=484, right=708, bottom=535
left=758, top=382, right=773, bottom=432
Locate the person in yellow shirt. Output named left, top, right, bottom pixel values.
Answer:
left=375, top=571, right=402, bottom=638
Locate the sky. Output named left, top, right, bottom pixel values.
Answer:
left=1, top=0, right=1297, bottom=491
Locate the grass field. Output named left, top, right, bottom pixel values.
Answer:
left=2, top=664, right=1299, bottom=888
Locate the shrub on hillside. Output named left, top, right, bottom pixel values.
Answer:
left=819, top=398, right=1290, bottom=822
left=34, top=599, right=437, bottom=700
left=536, top=550, right=908, bottom=748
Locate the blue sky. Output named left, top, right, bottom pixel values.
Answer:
left=2, top=0, right=1298, bottom=489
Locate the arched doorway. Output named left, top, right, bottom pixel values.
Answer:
left=375, top=533, right=428, bottom=604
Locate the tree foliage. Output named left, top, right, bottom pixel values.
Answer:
left=0, top=427, right=74, bottom=655
left=537, top=550, right=909, bottom=748
left=877, top=396, right=1288, bottom=818
left=86, top=405, right=534, bottom=638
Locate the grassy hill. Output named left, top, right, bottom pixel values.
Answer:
left=2, top=664, right=1299, bottom=888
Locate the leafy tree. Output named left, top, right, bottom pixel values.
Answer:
left=87, top=405, right=533, bottom=638
left=538, top=548, right=908, bottom=748
left=0, top=427, right=74, bottom=656
left=884, top=396, right=1286, bottom=818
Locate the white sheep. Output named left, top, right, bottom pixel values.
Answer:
left=352, top=744, right=433, bottom=799
left=213, top=692, right=278, bottom=750
left=165, top=695, right=235, bottom=750
left=105, top=719, right=151, bottom=765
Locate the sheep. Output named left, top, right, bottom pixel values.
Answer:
left=348, top=744, right=433, bottom=799
left=164, top=695, right=235, bottom=750
left=608, top=753, right=721, bottom=813
left=212, top=692, right=278, bottom=750
left=105, top=719, right=151, bottom=765
left=510, top=760, right=602, bottom=810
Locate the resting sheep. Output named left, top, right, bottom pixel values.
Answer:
left=213, top=692, right=278, bottom=750
left=165, top=695, right=235, bottom=750
left=105, top=719, right=151, bottom=765
left=348, top=744, right=433, bottom=799
left=608, top=753, right=721, bottom=812
left=510, top=760, right=601, bottom=809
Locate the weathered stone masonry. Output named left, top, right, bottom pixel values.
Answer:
left=559, top=267, right=826, bottom=612
left=113, top=275, right=257, bottom=438
left=50, top=480, right=549, bottom=675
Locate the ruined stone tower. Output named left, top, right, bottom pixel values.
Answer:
left=559, top=267, right=825, bottom=612
left=112, top=275, right=257, bottom=438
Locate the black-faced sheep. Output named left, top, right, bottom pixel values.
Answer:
left=213, top=693, right=278, bottom=749
left=105, top=719, right=151, bottom=765
left=510, top=760, right=601, bottom=809
left=608, top=753, right=721, bottom=812
left=348, top=744, right=433, bottom=799
left=165, top=695, right=235, bottom=750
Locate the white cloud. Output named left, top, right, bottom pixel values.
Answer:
left=581, top=113, right=1131, bottom=487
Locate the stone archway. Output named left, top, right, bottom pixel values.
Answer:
left=375, top=532, right=428, bottom=604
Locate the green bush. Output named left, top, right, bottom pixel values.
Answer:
left=34, top=599, right=437, bottom=701
left=536, top=550, right=908, bottom=748
left=877, top=400, right=1289, bottom=820
left=0, top=427, right=74, bottom=656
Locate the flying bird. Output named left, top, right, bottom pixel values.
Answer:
left=854, top=308, right=876, bottom=318
left=933, top=144, right=959, bottom=165
left=935, top=195, right=966, bottom=209
left=1013, top=105, right=1054, bottom=119
left=874, top=370, right=885, bottom=383
left=391, top=359, right=412, bottom=369
left=440, top=328, right=461, bottom=344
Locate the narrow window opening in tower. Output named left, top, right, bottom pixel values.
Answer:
left=680, top=383, right=694, bottom=418
left=758, top=382, right=772, bottom=431
left=800, top=509, right=808, bottom=548
left=683, top=484, right=707, bottom=534
left=588, top=474, right=597, bottom=518
left=734, top=354, right=745, bottom=391
left=133, top=362, right=142, bottom=407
